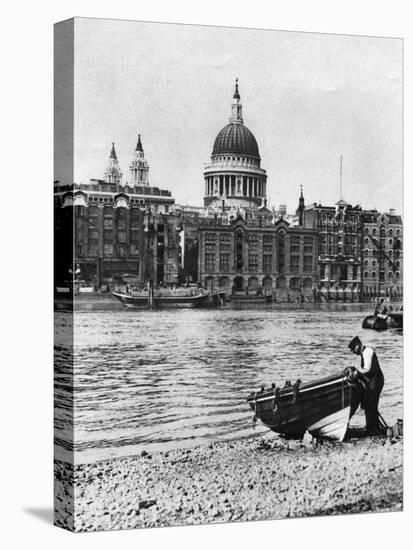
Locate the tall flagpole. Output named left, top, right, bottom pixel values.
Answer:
left=339, top=155, right=343, bottom=201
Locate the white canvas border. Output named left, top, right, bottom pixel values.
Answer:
left=1, top=1, right=411, bottom=548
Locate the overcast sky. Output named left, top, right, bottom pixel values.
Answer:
left=73, top=18, right=402, bottom=214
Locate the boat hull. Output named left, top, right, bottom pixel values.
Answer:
left=247, top=372, right=363, bottom=442
left=388, top=312, right=403, bottom=328
left=112, top=291, right=210, bottom=309
left=362, top=315, right=388, bottom=330
left=362, top=313, right=403, bottom=330
left=308, top=406, right=351, bottom=441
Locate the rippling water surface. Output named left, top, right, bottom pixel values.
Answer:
left=54, top=306, right=402, bottom=464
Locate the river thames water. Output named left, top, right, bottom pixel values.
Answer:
left=54, top=305, right=403, bottom=464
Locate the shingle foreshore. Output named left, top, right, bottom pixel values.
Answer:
left=54, top=435, right=403, bottom=532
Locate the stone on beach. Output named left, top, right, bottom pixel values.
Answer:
left=54, top=434, right=403, bottom=532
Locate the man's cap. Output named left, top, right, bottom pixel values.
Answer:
left=348, top=335, right=361, bottom=350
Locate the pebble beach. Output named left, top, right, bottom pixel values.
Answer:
left=54, top=433, right=403, bottom=532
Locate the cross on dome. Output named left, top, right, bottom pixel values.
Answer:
left=233, top=77, right=240, bottom=100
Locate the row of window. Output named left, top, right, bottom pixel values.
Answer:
left=322, top=237, right=358, bottom=245
left=364, top=236, right=400, bottom=246
left=77, top=203, right=150, bottom=215
left=87, top=214, right=142, bottom=226
left=79, top=228, right=142, bottom=243
left=213, top=155, right=259, bottom=166
left=364, top=227, right=401, bottom=236
left=205, top=233, right=314, bottom=244
left=364, top=259, right=400, bottom=268
left=78, top=243, right=140, bottom=257
left=363, top=271, right=400, bottom=279
left=205, top=235, right=314, bottom=253
left=322, top=247, right=357, bottom=256
left=363, top=248, right=401, bottom=257
left=205, top=253, right=313, bottom=273
left=81, top=243, right=176, bottom=259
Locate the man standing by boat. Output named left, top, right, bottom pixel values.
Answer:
left=348, top=336, right=385, bottom=436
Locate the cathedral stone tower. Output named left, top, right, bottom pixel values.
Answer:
left=204, top=79, right=267, bottom=210
left=104, top=142, right=122, bottom=185
left=129, top=134, right=149, bottom=185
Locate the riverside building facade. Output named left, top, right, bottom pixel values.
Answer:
left=360, top=210, right=403, bottom=300
left=54, top=137, right=180, bottom=287
left=198, top=217, right=318, bottom=300
left=299, top=198, right=363, bottom=301
left=297, top=192, right=403, bottom=302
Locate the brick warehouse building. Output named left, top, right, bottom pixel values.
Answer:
left=54, top=138, right=180, bottom=287
left=298, top=193, right=403, bottom=302
left=198, top=215, right=318, bottom=300
left=299, top=198, right=363, bottom=301
left=361, top=209, right=403, bottom=300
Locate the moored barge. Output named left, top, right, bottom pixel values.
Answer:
left=112, top=288, right=211, bottom=308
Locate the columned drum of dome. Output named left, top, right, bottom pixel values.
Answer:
left=204, top=80, right=267, bottom=210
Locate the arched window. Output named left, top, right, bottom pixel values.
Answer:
left=396, top=271, right=400, bottom=279
left=389, top=229, right=393, bottom=236
left=372, top=271, right=376, bottom=278
left=364, top=259, right=368, bottom=266
left=388, top=272, right=393, bottom=279
left=389, top=238, right=393, bottom=246
left=364, top=237, right=369, bottom=244
left=372, top=228, right=377, bottom=235
left=364, top=271, right=369, bottom=278
left=372, top=260, right=376, bottom=267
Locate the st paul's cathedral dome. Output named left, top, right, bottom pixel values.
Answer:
left=204, top=80, right=267, bottom=210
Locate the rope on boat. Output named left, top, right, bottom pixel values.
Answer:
left=274, top=386, right=283, bottom=421
left=292, top=379, right=301, bottom=405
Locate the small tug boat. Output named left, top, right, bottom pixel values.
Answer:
left=362, top=315, right=388, bottom=331
left=362, top=306, right=403, bottom=330
left=247, top=369, right=364, bottom=442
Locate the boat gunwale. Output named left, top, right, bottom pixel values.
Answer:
left=247, top=372, right=349, bottom=404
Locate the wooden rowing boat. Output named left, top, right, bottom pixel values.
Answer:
left=247, top=370, right=364, bottom=442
